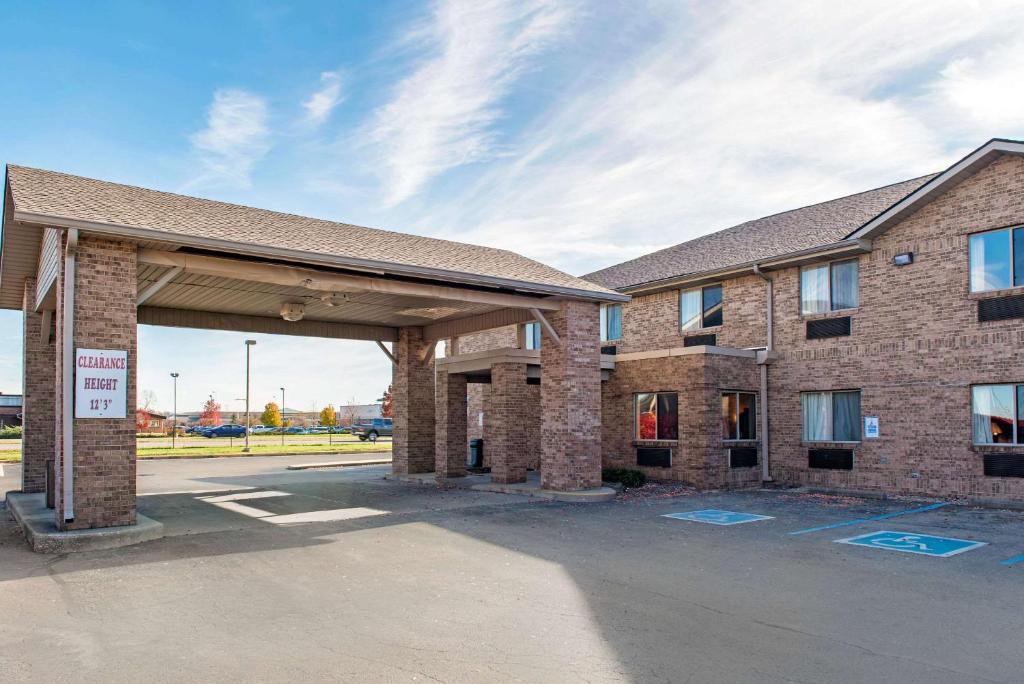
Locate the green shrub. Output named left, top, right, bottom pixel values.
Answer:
left=601, top=468, right=646, bottom=489
left=0, top=426, right=22, bottom=439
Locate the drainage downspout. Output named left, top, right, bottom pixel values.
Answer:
left=753, top=264, right=773, bottom=483
left=62, top=228, right=78, bottom=522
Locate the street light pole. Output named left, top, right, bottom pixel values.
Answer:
left=244, top=340, right=256, bottom=452
left=280, top=387, right=285, bottom=446
left=170, top=372, right=179, bottom=449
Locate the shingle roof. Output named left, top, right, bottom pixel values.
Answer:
left=584, top=174, right=938, bottom=291
left=5, top=165, right=619, bottom=299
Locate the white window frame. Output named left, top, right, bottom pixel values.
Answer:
left=968, top=226, right=1023, bottom=293
left=800, top=258, right=859, bottom=315
left=971, top=383, right=1022, bottom=446
left=801, top=390, right=862, bottom=443
left=523, top=322, right=541, bottom=350
left=680, top=284, right=723, bottom=331
left=600, top=303, right=623, bottom=342
left=722, top=391, right=757, bottom=442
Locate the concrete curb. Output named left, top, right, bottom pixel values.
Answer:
left=6, top=492, right=164, bottom=553
left=140, top=449, right=391, bottom=461
left=286, top=458, right=392, bottom=470
left=386, top=472, right=617, bottom=503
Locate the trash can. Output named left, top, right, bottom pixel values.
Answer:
left=45, top=459, right=55, bottom=509
left=468, top=439, right=484, bottom=468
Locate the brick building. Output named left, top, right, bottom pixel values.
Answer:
left=454, top=138, right=1024, bottom=503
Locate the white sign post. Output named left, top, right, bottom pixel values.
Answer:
left=75, top=348, right=128, bottom=419
left=864, top=416, right=880, bottom=439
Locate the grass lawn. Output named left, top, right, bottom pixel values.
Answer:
left=0, top=442, right=392, bottom=462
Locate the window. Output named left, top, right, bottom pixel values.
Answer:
left=600, top=304, right=622, bottom=342
left=524, top=322, right=541, bottom=350
left=680, top=284, right=723, bottom=330
left=722, top=392, right=757, bottom=441
left=801, top=391, right=861, bottom=442
left=635, top=392, right=678, bottom=441
left=969, top=227, right=1024, bottom=292
left=972, top=384, right=1024, bottom=444
left=801, top=259, right=859, bottom=314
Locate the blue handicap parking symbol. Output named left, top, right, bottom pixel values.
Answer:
left=662, top=509, right=774, bottom=526
left=836, top=530, right=986, bottom=557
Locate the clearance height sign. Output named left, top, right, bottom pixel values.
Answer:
left=75, top=348, right=128, bottom=419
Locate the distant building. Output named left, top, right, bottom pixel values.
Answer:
left=136, top=409, right=168, bottom=434
left=0, top=393, right=23, bottom=427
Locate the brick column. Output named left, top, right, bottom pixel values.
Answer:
left=487, top=362, right=529, bottom=484
left=539, top=301, right=602, bottom=491
left=54, top=234, right=138, bottom=530
left=20, top=278, right=56, bottom=494
left=392, top=327, right=435, bottom=474
left=435, top=371, right=467, bottom=478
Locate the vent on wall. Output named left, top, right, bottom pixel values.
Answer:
left=983, top=453, right=1024, bottom=477
left=729, top=447, right=758, bottom=468
left=683, top=334, right=717, bottom=347
left=808, top=448, right=854, bottom=470
left=637, top=447, right=671, bottom=468
left=806, top=317, right=851, bottom=339
left=600, top=345, right=617, bottom=355
left=978, top=294, right=1024, bottom=322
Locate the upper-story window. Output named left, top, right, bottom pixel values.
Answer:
left=969, top=226, right=1024, bottom=292
left=680, top=284, right=723, bottom=330
left=523, top=322, right=541, bottom=350
left=600, top=304, right=623, bottom=342
left=800, top=259, right=859, bottom=315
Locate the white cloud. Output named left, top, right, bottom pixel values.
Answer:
left=366, top=0, right=576, bottom=205
left=302, top=71, right=344, bottom=125
left=187, top=89, right=270, bottom=189
left=933, top=41, right=1024, bottom=134
left=402, top=0, right=1024, bottom=275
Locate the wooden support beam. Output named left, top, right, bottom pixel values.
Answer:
left=138, top=306, right=398, bottom=342
left=137, top=266, right=183, bottom=306
left=376, top=340, right=397, bottom=365
left=138, top=249, right=561, bottom=312
left=422, top=307, right=536, bottom=342
left=530, top=308, right=561, bottom=347
left=418, top=340, right=438, bottom=363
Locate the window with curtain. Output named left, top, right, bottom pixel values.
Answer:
left=802, top=390, right=861, bottom=441
left=969, top=227, right=1024, bottom=292
left=680, top=284, right=723, bottom=330
left=635, top=392, right=678, bottom=441
left=972, top=384, right=1022, bottom=444
left=722, top=391, right=757, bottom=440
left=600, top=304, right=622, bottom=342
left=801, top=259, right=859, bottom=314
left=524, top=322, right=541, bottom=350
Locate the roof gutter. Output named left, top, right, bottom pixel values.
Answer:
left=13, top=209, right=629, bottom=304
left=617, top=238, right=871, bottom=295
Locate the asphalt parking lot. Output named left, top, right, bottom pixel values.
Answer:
left=1, top=458, right=1023, bottom=683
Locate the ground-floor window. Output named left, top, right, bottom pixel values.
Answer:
left=722, top=391, right=756, bottom=441
left=635, top=392, right=678, bottom=441
left=972, top=384, right=1024, bottom=444
left=801, top=390, right=861, bottom=442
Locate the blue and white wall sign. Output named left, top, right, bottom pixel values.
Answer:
left=864, top=416, right=880, bottom=439
left=836, top=530, right=986, bottom=557
left=663, top=509, right=774, bottom=525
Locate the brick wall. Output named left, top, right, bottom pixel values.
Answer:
left=55, top=234, right=138, bottom=530
left=21, top=278, right=55, bottom=494
left=768, top=153, right=1024, bottom=500
left=486, top=363, right=529, bottom=483
left=602, top=352, right=762, bottom=488
left=392, top=326, right=436, bottom=474
left=435, top=372, right=467, bottom=478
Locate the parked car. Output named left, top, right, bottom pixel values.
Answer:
left=309, top=426, right=330, bottom=434
left=352, top=418, right=392, bottom=442
left=283, top=426, right=307, bottom=435
left=250, top=425, right=276, bottom=434
left=203, top=424, right=247, bottom=438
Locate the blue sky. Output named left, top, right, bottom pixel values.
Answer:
left=1, top=0, right=1023, bottom=412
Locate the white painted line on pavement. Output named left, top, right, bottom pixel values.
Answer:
left=205, top=500, right=278, bottom=519
left=139, top=486, right=256, bottom=497
left=266, top=507, right=388, bottom=525
left=200, top=490, right=292, bottom=503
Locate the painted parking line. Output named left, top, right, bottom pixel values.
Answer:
left=836, top=530, right=986, bottom=557
left=787, top=501, right=950, bottom=536
left=1000, top=554, right=1024, bottom=567
left=663, top=509, right=774, bottom=526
